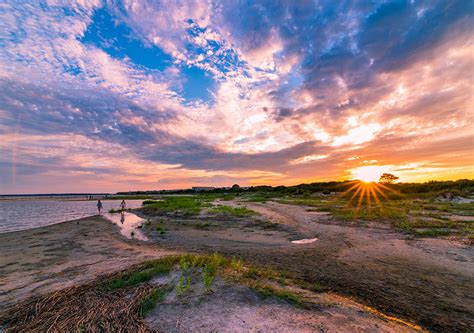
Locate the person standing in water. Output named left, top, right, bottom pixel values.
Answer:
left=120, top=199, right=126, bottom=211
left=97, top=200, right=103, bottom=214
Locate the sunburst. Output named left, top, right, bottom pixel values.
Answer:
left=341, top=180, right=399, bottom=212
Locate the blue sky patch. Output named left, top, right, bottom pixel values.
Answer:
left=80, top=7, right=171, bottom=71
left=179, top=65, right=216, bottom=104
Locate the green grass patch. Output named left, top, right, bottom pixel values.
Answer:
left=414, top=228, right=453, bottom=237
left=209, top=205, right=255, bottom=216
left=143, top=196, right=204, bottom=215
left=138, top=288, right=167, bottom=316
left=93, top=253, right=325, bottom=314
left=100, top=259, right=177, bottom=291
left=195, top=222, right=212, bottom=229
left=142, top=199, right=161, bottom=205
left=253, top=284, right=303, bottom=305
left=243, top=194, right=275, bottom=203
left=155, top=222, right=166, bottom=235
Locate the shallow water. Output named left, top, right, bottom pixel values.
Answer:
left=291, top=238, right=318, bottom=244
left=0, top=199, right=143, bottom=233
left=105, top=211, right=148, bottom=241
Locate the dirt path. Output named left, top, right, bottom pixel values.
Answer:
left=0, top=215, right=175, bottom=309
left=142, top=201, right=474, bottom=332
left=229, top=201, right=474, bottom=332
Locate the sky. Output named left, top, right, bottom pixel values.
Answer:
left=0, top=0, right=473, bottom=194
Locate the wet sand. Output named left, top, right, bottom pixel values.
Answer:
left=0, top=215, right=174, bottom=309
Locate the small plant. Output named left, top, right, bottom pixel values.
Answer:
left=203, top=265, right=215, bottom=292
left=138, top=288, right=167, bottom=316
left=176, top=276, right=191, bottom=297
left=156, top=223, right=166, bottom=235
left=230, top=256, right=244, bottom=272
left=209, top=205, right=255, bottom=217
left=196, top=222, right=212, bottom=229
left=101, top=261, right=173, bottom=291
left=179, top=257, right=190, bottom=273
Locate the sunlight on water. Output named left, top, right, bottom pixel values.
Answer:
left=291, top=238, right=318, bottom=244
left=104, top=211, right=148, bottom=241
left=0, top=199, right=143, bottom=233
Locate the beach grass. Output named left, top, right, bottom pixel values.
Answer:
left=209, top=205, right=255, bottom=216
left=1, top=253, right=324, bottom=332
left=276, top=193, right=473, bottom=238
left=142, top=196, right=206, bottom=215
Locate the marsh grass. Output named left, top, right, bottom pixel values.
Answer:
left=277, top=194, right=473, bottom=238
left=209, top=205, right=255, bottom=216
left=142, top=200, right=161, bottom=205
left=143, top=196, right=204, bottom=215
left=243, top=194, right=277, bottom=203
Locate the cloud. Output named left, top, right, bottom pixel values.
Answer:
left=0, top=0, right=472, bottom=193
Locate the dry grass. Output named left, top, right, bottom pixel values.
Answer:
left=0, top=277, right=158, bottom=332
left=0, top=254, right=321, bottom=332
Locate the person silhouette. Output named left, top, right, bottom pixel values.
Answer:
left=120, top=200, right=126, bottom=211
left=97, top=200, right=103, bottom=214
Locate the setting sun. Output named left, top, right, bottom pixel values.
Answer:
left=351, top=165, right=390, bottom=183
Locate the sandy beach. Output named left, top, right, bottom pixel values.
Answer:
left=0, top=215, right=174, bottom=309
left=1, top=200, right=473, bottom=332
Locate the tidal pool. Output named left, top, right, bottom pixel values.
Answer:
left=291, top=238, right=318, bottom=244
left=105, top=211, right=148, bottom=241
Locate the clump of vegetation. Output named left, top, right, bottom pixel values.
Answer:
left=1, top=253, right=327, bottom=332
left=176, top=276, right=191, bottom=297
left=155, top=221, right=166, bottom=235
left=203, top=266, right=215, bottom=292
left=108, top=208, right=120, bottom=214
left=195, top=222, right=212, bottom=229
left=142, top=196, right=205, bottom=215
left=274, top=184, right=473, bottom=239
left=142, top=199, right=161, bottom=205
left=100, top=259, right=176, bottom=291
left=138, top=287, right=167, bottom=316
left=209, top=205, right=255, bottom=216
left=230, top=256, right=244, bottom=272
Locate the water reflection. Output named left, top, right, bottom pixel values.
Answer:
left=105, top=211, right=148, bottom=241
left=291, top=238, right=318, bottom=244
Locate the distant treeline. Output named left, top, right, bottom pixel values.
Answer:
left=116, top=179, right=474, bottom=196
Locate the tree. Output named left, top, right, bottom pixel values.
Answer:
left=379, top=173, right=399, bottom=184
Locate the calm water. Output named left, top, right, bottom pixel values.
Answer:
left=105, top=211, right=148, bottom=241
left=0, top=199, right=144, bottom=233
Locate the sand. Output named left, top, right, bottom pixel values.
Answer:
left=1, top=202, right=473, bottom=332
left=138, top=201, right=474, bottom=331
left=0, top=215, right=174, bottom=309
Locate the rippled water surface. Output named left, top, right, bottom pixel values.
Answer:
left=0, top=199, right=143, bottom=233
